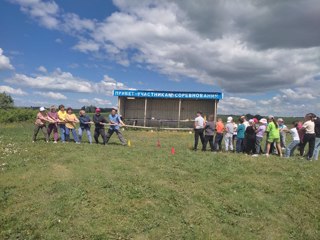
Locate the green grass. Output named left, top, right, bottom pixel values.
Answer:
left=1, top=123, right=320, bottom=239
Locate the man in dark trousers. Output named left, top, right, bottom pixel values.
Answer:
left=93, top=108, right=107, bottom=144
left=193, top=111, right=205, bottom=151
left=105, top=107, right=126, bottom=145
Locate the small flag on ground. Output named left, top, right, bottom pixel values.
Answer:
left=128, top=140, right=131, bottom=147
left=171, top=147, right=175, bottom=155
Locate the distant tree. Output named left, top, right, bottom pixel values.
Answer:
left=0, top=92, right=14, bottom=109
left=245, top=113, right=254, bottom=120
left=85, top=105, right=97, bottom=113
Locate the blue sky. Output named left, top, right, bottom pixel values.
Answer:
left=0, top=0, right=319, bottom=116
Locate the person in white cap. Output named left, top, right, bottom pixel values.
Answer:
left=32, top=107, right=50, bottom=142
left=253, top=118, right=267, bottom=156
left=278, top=118, right=288, bottom=149
left=224, top=116, right=234, bottom=151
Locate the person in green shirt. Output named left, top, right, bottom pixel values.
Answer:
left=265, top=115, right=282, bottom=157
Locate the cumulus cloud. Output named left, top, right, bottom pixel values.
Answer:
left=0, top=48, right=14, bottom=70
left=0, top=85, right=27, bottom=95
left=6, top=68, right=93, bottom=93
left=94, top=75, right=126, bottom=96
left=11, top=0, right=60, bottom=29
left=5, top=69, right=129, bottom=96
left=37, top=65, right=47, bottom=73
left=34, top=91, right=67, bottom=100
left=78, top=98, right=112, bottom=106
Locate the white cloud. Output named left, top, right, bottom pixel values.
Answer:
left=0, top=85, right=27, bottom=95
left=55, top=38, right=62, bottom=43
left=78, top=98, right=112, bottom=106
left=11, top=0, right=60, bottom=29
left=37, top=65, right=47, bottom=73
left=0, top=48, right=14, bottom=70
left=6, top=68, right=93, bottom=93
left=94, top=75, right=126, bottom=96
left=73, top=40, right=100, bottom=53
left=35, top=91, right=67, bottom=100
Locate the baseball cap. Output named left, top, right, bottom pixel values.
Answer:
left=253, top=118, right=258, bottom=123
left=249, top=119, right=254, bottom=123
left=259, top=118, right=267, bottom=124
left=227, top=116, right=233, bottom=122
left=278, top=118, right=284, bottom=122
left=268, top=115, right=274, bottom=119
left=39, top=107, right=46, bottom=111
left=95, top=108, right=101, bottom=112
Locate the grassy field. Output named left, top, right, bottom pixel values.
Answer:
left=1, top=123, right=320, bottom=240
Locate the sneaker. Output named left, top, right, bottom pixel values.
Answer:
left=265, top=154, right=270, bottom=157
left=76, top=142, right=80, bottom=144
left=252, top=154, right=259, bottom=157
left=53, top=141, right=57, bottom=144
left=32, top=141, right=35, bottom=143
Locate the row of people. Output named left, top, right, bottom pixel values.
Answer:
left=33, top=105, right=126, bottom=145
left=194, top=112, right=320, bottom=160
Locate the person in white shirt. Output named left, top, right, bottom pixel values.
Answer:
left=300, top=113, right=316, bottom=160
left=193, top=111, right=205, bottom=151
left=285, top=122, right=300, bottom=157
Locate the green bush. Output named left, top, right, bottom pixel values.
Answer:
left=0, top=108, right=37, bottom=123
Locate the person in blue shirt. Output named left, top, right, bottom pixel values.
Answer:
left=105, top=107, right=126, bottom=145
left=78, top=110, right=93, bottom=144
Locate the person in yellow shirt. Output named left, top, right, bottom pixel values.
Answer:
left=58, top=104, right=67, bottom=143
left=65, top=107, right=80, bottom=144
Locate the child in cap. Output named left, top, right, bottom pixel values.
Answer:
left=65, top=107, right=80, bottom=144
left=224, top=116, right=234, bottom=151
left=202, top=115, right=215, bottom=151
left=278, top=118, right=288, bottom=149
left=253, top=118, right=267, bottom=155
left=78, top=110, right=93, bottom=144
left=284, top=122, right=300, bottom=157
left=47, top=105, right=59, bottom=143
left=33, top=107, right=50, bottom=142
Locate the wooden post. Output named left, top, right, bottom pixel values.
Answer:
left=118, top=97, right=121, bottom=115
left=144, top=98, right=147, bottom=127
left=214, top=100, right=218, bottom=122
left=178, top=99, right=181, bottom=128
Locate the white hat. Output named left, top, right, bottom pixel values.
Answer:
left=227, top=116, right=233, bottom=123
left=249, top=119, right=254, bottom=123
left=259, top=118, right=267, bottom=124
left=268, top=115, right=274, bottom=119
left=278, top=118, right=284, bottom=122
left=39, top=107, right=46, bottom=111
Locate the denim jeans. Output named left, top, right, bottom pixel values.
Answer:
left=285, top=140, right=300, bottom=157
left=59, top=124, right=66, bottom=142
left=236, top=138, right=244, bottom=153
left=280, top=131, right=286, bottom=148
left=66, top=128, right=79, bottom=142
left=78, top=127, right=92, bottom=144
left=313, top=137, right=320, bottom=160
left=255, top=136, right=263, bottom=154
left=214, top=133, right=223, bottom=151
